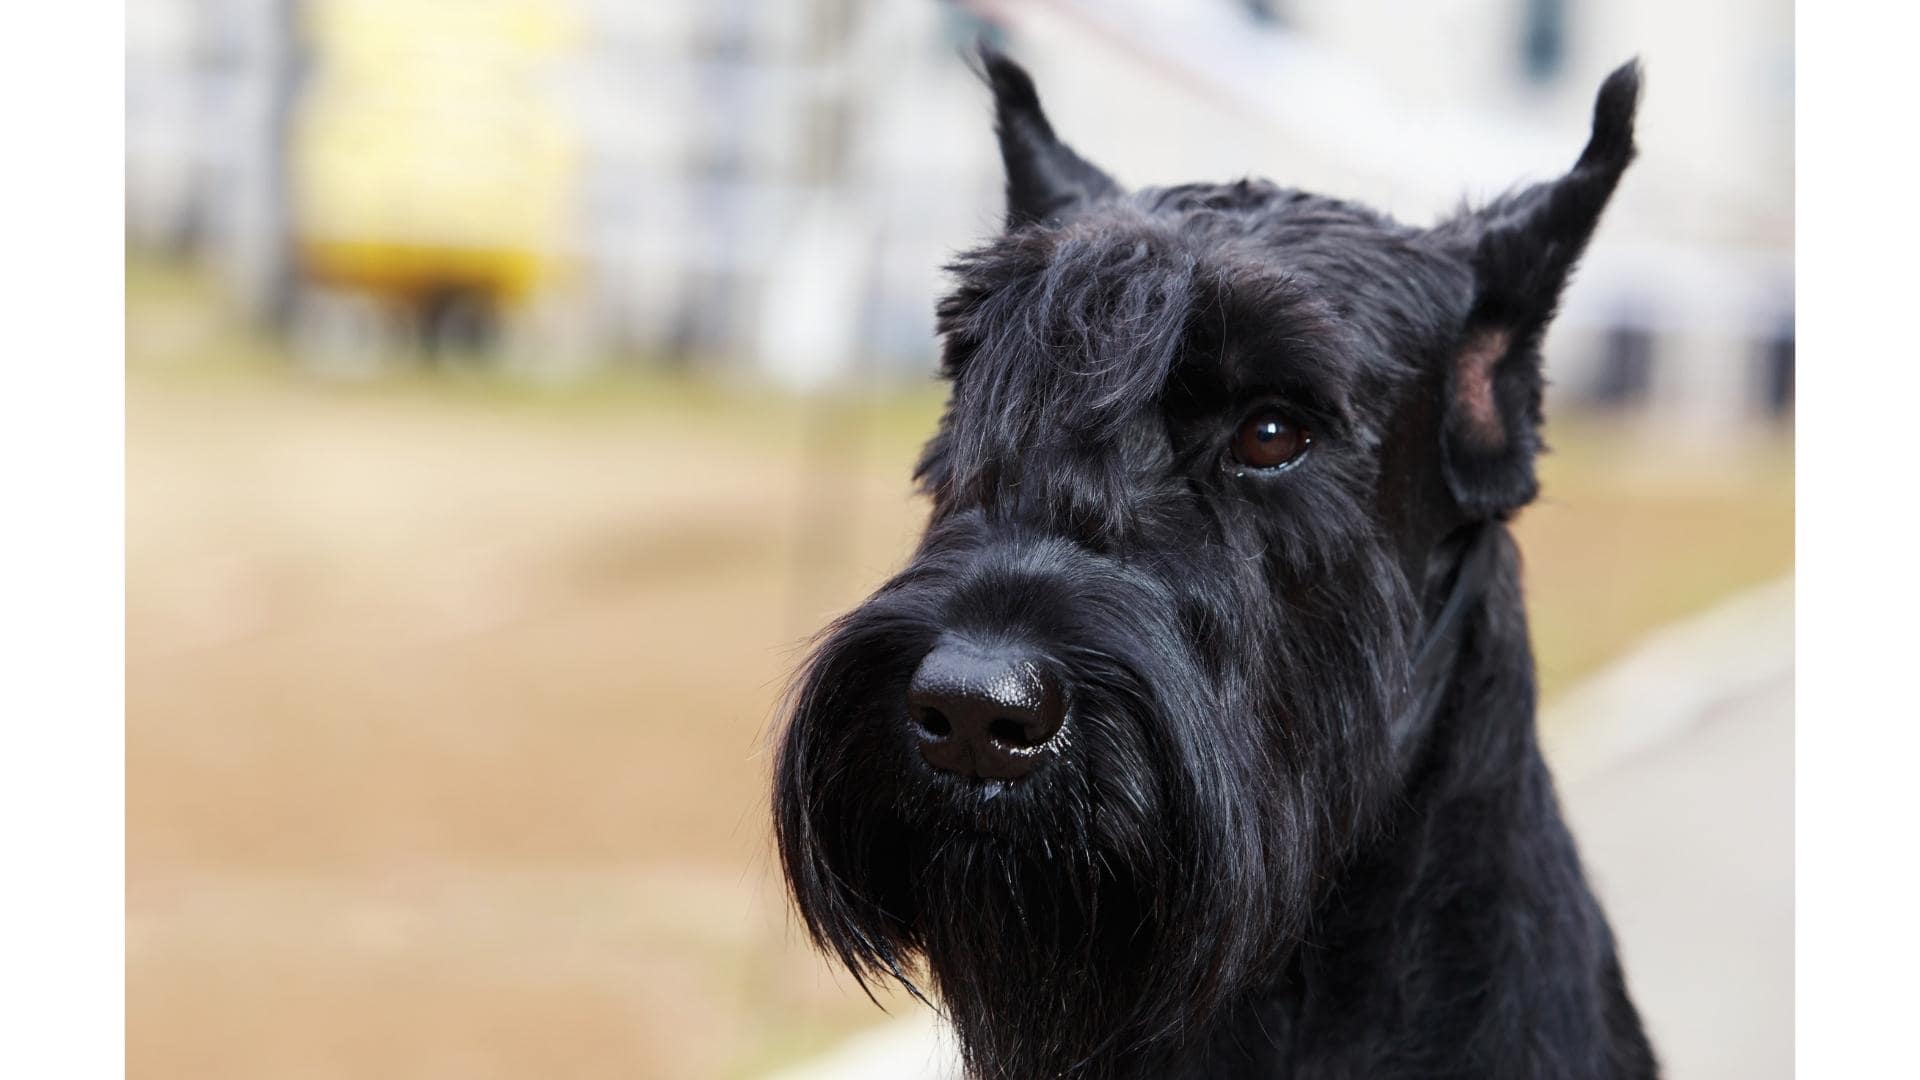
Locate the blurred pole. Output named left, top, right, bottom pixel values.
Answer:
left=221, top=0, right=299, bottom=330
left=673, top=0, right=758, bottom=365
left=1761, top=315, right=1794, bottom=419
left=785, top=0, right=874, bottom=639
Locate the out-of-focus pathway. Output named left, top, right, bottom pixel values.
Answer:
left=1550, top=578, right=1794, bottom=1079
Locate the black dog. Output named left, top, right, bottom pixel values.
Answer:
left=774, top=47, right=1656, bottom=1079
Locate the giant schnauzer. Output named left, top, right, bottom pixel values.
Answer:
left=774, top=46, right=1655, bottom=1079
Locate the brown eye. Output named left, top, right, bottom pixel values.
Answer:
left=1230, top=409, right=1311, bottom=470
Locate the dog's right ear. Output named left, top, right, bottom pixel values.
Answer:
left=975, top=44, right=1121, bottom=228
left=1433, top=61, right=1641, bottom=520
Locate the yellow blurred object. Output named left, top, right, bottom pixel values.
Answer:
left=288, top=0, right=580, bottom=301
left=297, top=241, right=549, bottom=302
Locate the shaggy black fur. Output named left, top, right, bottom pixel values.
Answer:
left=773, top=45, right=1657, bottom=1079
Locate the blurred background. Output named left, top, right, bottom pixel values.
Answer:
left=126, top=1, right=1793, bottom=1078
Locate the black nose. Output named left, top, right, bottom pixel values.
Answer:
left=907, top=638, right=1065, bottom=780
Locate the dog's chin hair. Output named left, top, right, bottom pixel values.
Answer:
left=910, top=832, right=1144, bottom=1080
left=907, top=774, right=1299, bottom=1080
left=915, top=866, right=1215, bottom=1075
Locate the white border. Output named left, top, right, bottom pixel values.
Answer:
left=1797, top=2, right=1920, bottom=1075
left=0, top=4, right=126, bottom=1075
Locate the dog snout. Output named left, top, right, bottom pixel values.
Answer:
left=908, top=636, right=1064, bottom=780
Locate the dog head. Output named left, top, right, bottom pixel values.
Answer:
left=773, top=47, right=1639, bottom=1078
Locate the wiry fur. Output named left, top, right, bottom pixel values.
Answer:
left=773, top=47, right=1655, bottom=1079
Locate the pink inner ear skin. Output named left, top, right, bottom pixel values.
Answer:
left=1454, top=328, right=1511, bottom=452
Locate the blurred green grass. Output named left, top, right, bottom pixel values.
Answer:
left=127, top=259, right=1791, bottom=1079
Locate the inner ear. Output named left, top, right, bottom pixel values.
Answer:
left=1451, top=326, right=1513, bottom=453
left=1440, top=322, right=1544, bottom=520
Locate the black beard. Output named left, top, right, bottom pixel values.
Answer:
left=912, top=829, right=1154, bottom=1080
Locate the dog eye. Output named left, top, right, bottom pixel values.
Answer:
left=1229, top=409, right=1311, bottom=470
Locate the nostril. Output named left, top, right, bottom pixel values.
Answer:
left=907, top=636, right=1064, bottom=779
left=989, top=716, right=1039, bottom=749
left=915, top=707, right=952, bottom=738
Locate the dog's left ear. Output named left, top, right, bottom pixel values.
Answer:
left=975, top=44, right=1122, bottom=228
left=1436, top=61, right=1641, bottom=519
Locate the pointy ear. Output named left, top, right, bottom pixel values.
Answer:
left=1437, top=60, right=1642, bottom=519
left=974, top=43, right=1121, bottom=228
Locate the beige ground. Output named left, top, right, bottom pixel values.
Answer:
left=127, top=269, right=1793, bottom=1079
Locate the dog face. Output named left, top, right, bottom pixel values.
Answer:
left=774, top=49, right=1637, bottom=1077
